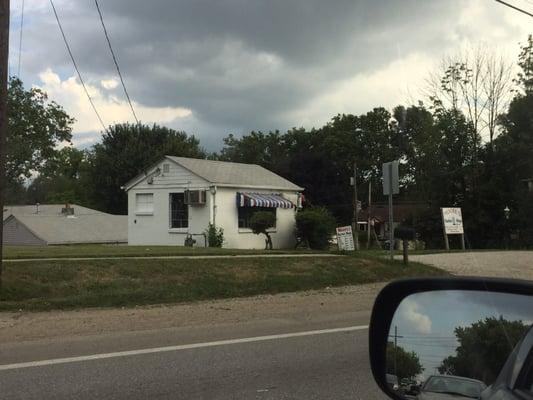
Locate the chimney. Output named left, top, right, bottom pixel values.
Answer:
left=61, top=203, right=74, bottom=216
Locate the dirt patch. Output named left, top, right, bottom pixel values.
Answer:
left=0, top=282, right=386, bottom=343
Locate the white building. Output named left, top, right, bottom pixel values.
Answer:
left=123, top=156, right=304, bottom=249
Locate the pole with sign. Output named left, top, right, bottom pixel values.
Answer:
left=441, top=207, right=466, bottom=251
left=383, top=161, right=399, bottom=260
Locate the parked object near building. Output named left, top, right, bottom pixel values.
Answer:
left=3, top=204, right=127, bottom=245
left=123, top=156, right=304, bottom=249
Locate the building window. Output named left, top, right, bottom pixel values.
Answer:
left=135, top=193, right=154, bottom=214
left=170, top=193, right=188, bottom=228
left=163, top=163, right=170, bottom=173
left=238, top=207, right=276, bottom=229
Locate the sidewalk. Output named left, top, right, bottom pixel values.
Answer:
left=3, top=253, right=343, bottom=263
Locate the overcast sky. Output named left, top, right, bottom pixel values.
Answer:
left=392, top=290, right=533, bottom=379
left=8, top=0, right=533, bottom=150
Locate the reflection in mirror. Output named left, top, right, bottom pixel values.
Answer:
left=386, top=290, right=533, bottom=399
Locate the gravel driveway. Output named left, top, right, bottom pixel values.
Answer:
left=408, top=251, right=533, bottom=280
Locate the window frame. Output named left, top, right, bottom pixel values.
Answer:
left=135, top=193, right=154, bottom=215
left=169, top=192, right=189, bottom=229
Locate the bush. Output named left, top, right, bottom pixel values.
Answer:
left=205, top=223, right=224, bottom=247
left=249, top=211, right=276, bottom=249
left=295, top=207, right=337, bottom=250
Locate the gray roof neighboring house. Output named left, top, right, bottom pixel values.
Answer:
left=2, top=204, right=127, bottom=245
left=124, top=156, right=304, bottom=191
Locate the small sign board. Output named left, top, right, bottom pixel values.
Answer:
left=336, top=226, right=355, bottom=251
left=382, top=161, right=399, bottom=195
left=441, top=208, right=464, bottom=234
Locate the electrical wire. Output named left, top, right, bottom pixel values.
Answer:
left=49, top=0, right=107, bottom=132
left=495, top=0, right=533, bottom=17
left=94, top=0, right=139, bottom=124
left=17, top=0, right=24, bottom=77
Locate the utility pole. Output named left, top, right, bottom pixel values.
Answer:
left=388, top=162, right=394, bottom=260
left=393, top=325, right=403, bottom=377
left=352, top=162, right=360, bottom=250
left=389, top=326, right=403, bottom=378
left=366, top=180, right=372, bottom=249
left=0, top=0, right=9, bottom=293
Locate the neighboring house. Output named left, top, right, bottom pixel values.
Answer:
left=3, top=204, right=127, bottom=245
left=123, top=156, right=304, bottom=249
left=358, top=202, right=429, bottom=239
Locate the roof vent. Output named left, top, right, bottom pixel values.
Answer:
left=61, top=203, right=74, bottom=216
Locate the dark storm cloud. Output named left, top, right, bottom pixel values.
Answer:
left=14, top=0, right=465, bottom=148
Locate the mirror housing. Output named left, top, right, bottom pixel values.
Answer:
left=368, top=277, right=533, bottom=400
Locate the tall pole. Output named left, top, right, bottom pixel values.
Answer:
left=366, top=179, right=371, bottom=249
left=388, top=163, right=394, bottom=260
left=352, top=162, right=360, bottom=250
left=0, top=0, right=9, bottom=293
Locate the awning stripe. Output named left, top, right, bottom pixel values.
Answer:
left=236, top=192, right=294, bottom=208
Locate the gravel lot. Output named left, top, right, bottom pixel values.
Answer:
left=408, top=251, right=533, bottom=280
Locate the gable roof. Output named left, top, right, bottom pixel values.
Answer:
left=3, top=204, right=100, bottom=221
left=125, top=156, right=304, bottom=191
left=3, top=204, right=127, bottom=244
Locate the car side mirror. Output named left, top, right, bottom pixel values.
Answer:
left=368, top=277, right=533, bottom=400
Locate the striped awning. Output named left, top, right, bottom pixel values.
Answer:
left=236, top=192, right=294, bottom=209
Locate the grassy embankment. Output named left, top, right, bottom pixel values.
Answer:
left=0, top=249, right=446, bottom=311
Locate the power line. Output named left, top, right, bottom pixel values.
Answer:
left=17, top=0, right=24, bottom=77
left=49, top=0, right=107, bottom=132
left=94, top=0, right=139, bottom=124
left=495, top=0, right=533, bottom=17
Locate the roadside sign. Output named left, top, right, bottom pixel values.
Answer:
left=336, top=226, right=355, bottom=251
left=382, top=161, right=399, bottom=195
left=441, top=208, right=464, bottom=234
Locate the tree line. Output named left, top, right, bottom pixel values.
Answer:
left=5, top=36, right=533, bottom=248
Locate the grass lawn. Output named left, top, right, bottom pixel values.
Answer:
left=2, top=244, right=315, bottom=260
left=0, top=254, right=447, bottom=311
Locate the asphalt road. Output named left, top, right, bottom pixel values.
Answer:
left=0, top=310, right=386, bottom=400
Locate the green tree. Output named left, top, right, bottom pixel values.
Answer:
left=386, top=342, right=423, bottom=382
left=438, top=317, right=528, bottom=383
left=516, top=34, right=533, bottom=95
left=26, top=147, right=89, bottom=205
left=295, top=207, right=336, bottom=250
left=5, top=77, right=74, bottom=202
left=249, top=211, right=276, bottom=250
left=85, top=123, right=205, bottom=214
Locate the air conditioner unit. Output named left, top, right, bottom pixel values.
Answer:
left=185, top=190, right=206, bottom=205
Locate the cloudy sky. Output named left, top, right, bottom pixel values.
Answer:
left=8, top=0, right=533, bottom=150
left=391, top=290, right=533, bottom=378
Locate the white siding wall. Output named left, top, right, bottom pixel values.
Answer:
left=127, top=160, right=211, bottom=246
left=215, top=187, right=298, bottom=249
left=127, top=159, right=299, bottom=249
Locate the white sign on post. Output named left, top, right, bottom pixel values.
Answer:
left=336, top=226, right=355, bottom=251
left=441, top=208, right=464, bottom=234
left=382, top=161, right=399, bottom=195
